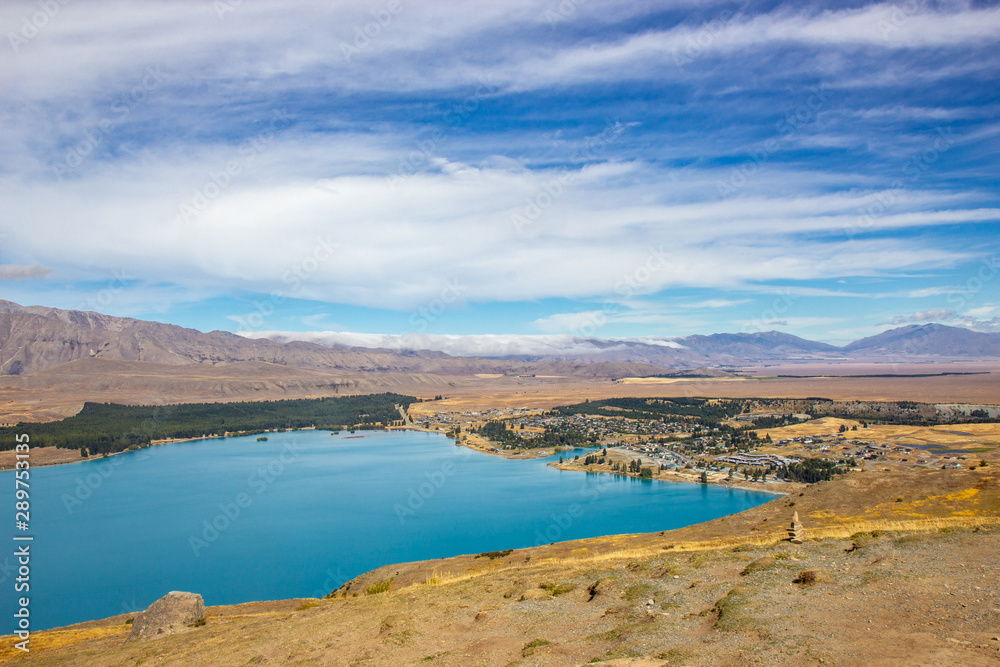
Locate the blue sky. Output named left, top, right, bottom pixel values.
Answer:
left=1, top=0, right=998, bottom=349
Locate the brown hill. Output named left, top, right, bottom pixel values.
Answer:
left=0, top=300, right=668, bottom=378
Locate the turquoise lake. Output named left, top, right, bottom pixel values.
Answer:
left=3, top=430, right=774, bottom=631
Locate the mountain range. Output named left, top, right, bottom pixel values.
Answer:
left=2, top=300, right=1000, bottom=378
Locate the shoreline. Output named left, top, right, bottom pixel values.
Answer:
left=3, top=427, right=797, bottom=497
left=548, top=460, right=795, bottom=495
left=3, top=427, right=799, bottom=500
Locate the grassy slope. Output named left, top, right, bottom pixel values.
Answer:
left=2, top=467, right=998, bottom=666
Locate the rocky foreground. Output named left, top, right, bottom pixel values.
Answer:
left=2, top=468, right=998, bottom=666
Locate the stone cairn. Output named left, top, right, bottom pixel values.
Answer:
left=787, top=511, right=804, bottom=544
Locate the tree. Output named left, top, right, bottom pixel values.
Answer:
left=558, top=456, right=563, bottom=464
left=700, top=471, right=708, bottom=484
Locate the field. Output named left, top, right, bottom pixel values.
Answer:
left=753, top=417, right=1000, bottom=469
left=0, top=446, right=85, bottom=471
left=3, top=359, right=1000, bottom=425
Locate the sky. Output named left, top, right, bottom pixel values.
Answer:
left=1, top=0, right=998, bottom=350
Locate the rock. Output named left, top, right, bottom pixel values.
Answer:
left=586, top=580, right=603, bottom=602
left=126, top=591, right=206, bottom=641
left=793, top=570, right=833, bottom=586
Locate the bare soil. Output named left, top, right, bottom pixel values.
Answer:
left=2, top=360, right=999, bottom=425
left=0, top=446, right=85, bottom=471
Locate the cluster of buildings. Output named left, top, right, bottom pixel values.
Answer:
left=714, top=453, right=799, bottom=467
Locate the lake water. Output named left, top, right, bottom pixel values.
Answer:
left=3, top=430, right=773, bottom=631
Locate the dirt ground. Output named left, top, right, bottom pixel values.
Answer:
left=2, top=360, right=999, bottom=425
left=0, top=446, right=85, bottom=471
left=3, top=467, right=997, bottom=666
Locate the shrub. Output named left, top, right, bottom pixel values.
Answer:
left=522, top=639, right=551, bottom=657
left=366, top=578, right=393, bottom=595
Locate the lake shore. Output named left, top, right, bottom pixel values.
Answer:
left=549, top=458, right=797, bottom=496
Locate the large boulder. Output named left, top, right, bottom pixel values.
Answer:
left=126, top=591, right=206, bottom=641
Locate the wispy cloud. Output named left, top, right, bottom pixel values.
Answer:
left=0, top=264, right=51, bottom=281
left=0, top=0, right=997, bottom=336
left=679, top=298, right=751, bottom=309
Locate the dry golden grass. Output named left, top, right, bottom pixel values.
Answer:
left=0, top=626, right=129, bottom=662
left=756, top=418, right=1000, bottom=463
left=0, top=446, right=85, bottom=471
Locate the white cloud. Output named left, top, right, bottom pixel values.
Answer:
left=733, top=316, right=841, bottom=329
left=965, top=305, right=997, bottom=319
left=0, top=264, right=51, bottom=281
left=240, top=329, right=695, bottom=357
left=905, top=286, right=955, bottom=298
left=0, top=143, right=989, bottom=311
left=679, top=298, right=750, bottom=309
left=532, top=311, right=609, bottom=334
left=1, top=0, right=996, bottom=328
left=886, top=309, right=957, bottom=325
